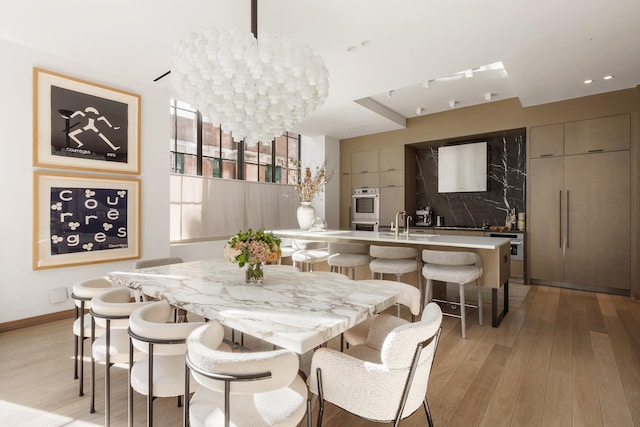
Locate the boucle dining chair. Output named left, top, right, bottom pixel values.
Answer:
left=71, top=276, right=113, bottom=397
left=134, top=256, right=184, bottom=269
left=343, top=279, right=422, bottom=348
left=327, top=242, right=370, bottom=280
left=90, top=287, right=151, bottom=427
left=184, top=322, right=310, bottom=427
left=422, top=249, right=483, bottom=339
left=128, top=300, right=207, bottom=427
left=309, top=302, right=443, bottom=427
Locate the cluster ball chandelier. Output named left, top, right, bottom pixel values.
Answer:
left=171, top=6, right=329, bottom=146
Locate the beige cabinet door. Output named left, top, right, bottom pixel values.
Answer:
left=379, top=147, right=404, bottom=171
left=340, top=174, right=352, bottom=229
left=563, top=151, right=630, bottom=289
left=530, top=123, right=564, bottom=158
left=379, top=170, right=404, bottom=187
left=564, top=114, right=630, bottom=155
left=351, top=150, right=379, bottom=173
left=379, top=186, right=404, bottom=228
left=340, top=152, right=351, bottom=175
left=351, top=172, right=379, bottom=189
left=529, top=156, right=564, bottom=282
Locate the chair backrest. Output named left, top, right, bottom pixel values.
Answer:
left=422, top=249, right=480, bottom=267
left=382, top=303, right=442, bottom=417
left=370, top=245, right=417, bottom=260
left=72, top=276, right=113, bottom=308
left=129, top=300, right=205, bottom=355
left=134, top=257, right=183, bottom=269
left=328, top=242, right=369, bottom=255
left=187, top=323, right=299, bottom=394
left=91, top=287, right=151, bottom=329
left=358, top=279, right=422, bottom=316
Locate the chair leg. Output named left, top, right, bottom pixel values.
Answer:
left=477, top=279, right=483, bottom=326
left=74, top=306, right=80, bottom=380
left=79, top=313, right=85, bottom=396
left=395, top=274, right=402, bottom=317
left=426, top=279, right=433, bottom=303
left=459, top=283, right=466, bottom=339
left=423, top=397, right=434, bottom=427
left=316, top=368, right=324, bottom=427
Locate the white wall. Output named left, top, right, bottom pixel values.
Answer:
left=0, top=38, right=171, bottom=323
left=300, top=135, right=340, bottom=229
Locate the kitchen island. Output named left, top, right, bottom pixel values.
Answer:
left=273, top=229, right=512, bottom=326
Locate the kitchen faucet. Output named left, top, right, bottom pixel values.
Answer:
left=405, top=215, right=412, bottom=237
left=394, top=211, right=406, bottom=238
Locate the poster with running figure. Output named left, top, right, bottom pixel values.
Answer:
left=50, top=86, right=129, bottom=163
left=34, top=68, right=141, bottom=174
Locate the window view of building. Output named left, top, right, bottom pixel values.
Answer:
left=170, top=99, right=299, bottom=183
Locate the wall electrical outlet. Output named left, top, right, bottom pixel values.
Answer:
left=49, top=287, right=68, bottom=304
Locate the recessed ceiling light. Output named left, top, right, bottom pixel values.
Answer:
left=346, top=45, right=357, bottom=52
left=584, top=79, right=593, bottom=84
left=603, top=75, right=614, bottom=80
left=360, top=40, right=371, bottom=47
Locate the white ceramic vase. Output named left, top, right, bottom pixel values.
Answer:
left=297, top=202, right=315, bottom=230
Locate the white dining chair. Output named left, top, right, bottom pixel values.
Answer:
left=310, top=302, right=443, bottom=427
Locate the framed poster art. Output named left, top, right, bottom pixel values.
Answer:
left=33, top=67, right=141, bottom=174
left=34, top=171, right=140, bottom=270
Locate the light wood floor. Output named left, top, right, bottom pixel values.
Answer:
left=1, top=284, right=639, bottom=426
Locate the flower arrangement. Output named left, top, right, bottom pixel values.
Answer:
left=289, top=160, right=334, bottom=203
left=224, top=229, right=282, bottom=283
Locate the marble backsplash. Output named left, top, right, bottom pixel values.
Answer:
left=414, top=130, right=526, bottom=228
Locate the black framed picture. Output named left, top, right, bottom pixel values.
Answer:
left=33, top=68, right=140, bottom=174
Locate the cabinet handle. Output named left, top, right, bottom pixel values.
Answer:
left=566, top=190, right=570, bottom=249
left=559, top=191, right=562, bottom=248
left=541, top=154, right=554, bottom=157
left=388, top=168, right=396, bottom=171
left=588, top=149, right=604, bottom=153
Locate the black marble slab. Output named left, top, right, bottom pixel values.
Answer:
left=414, top=130, right=526, bottom=228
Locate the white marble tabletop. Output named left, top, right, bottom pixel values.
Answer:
left=109, top=259, right=400, bottom=354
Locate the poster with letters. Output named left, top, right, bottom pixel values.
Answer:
left=34, top=172, right=140, bottom=269
left=33, top=68, right=140, bottom=174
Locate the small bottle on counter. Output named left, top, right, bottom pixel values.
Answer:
left=518, top=212, right=526, bottom=231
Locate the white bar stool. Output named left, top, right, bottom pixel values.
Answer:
left=369, top=245, right=422, bottom=316
left=422, top=249, right=483, bottom=339
left=327, top=242, right=370, bottom=279
left=291, top=240, right=330, bottom=272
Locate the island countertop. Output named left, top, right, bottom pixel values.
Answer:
left=273, top=229, right=511, bottom=250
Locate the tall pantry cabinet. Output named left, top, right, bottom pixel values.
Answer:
left=529, top=114, right=631, bottom=293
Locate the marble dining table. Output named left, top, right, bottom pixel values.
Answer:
left=108, top=259, right=401, bottom=354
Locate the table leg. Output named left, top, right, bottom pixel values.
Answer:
left=491, top=280, right=509, bottom=327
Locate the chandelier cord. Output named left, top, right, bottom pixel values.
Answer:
left=251, top=0, right=257, bottom=39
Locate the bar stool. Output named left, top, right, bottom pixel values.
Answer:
left=369, top=245, right=422, bottom=316
left=422, top=249, right=483, bottom=339
left=291, top=240, right=329, bottom=272
left=327, top=242, right=370, bottom=279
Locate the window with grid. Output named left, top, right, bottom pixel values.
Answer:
left=170, top=99, right=300, bottom=182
